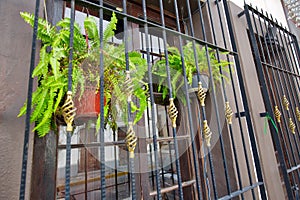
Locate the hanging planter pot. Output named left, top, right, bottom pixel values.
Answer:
left=188, top=73, right=209, bottom=93
left=74, top=87, right=105, bottom=124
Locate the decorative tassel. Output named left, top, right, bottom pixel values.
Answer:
left=203, top=120, right=212, bottom=147
left=125, top=122, right=137, bottom=158
left=168, top=98, right=178, bottom=128
left=62, top=91, right=76, bottom=132
left=274, top=105, right=281, bottom=123
left=197, top=82, right=206, bottom=107
left=296, top=107, right=300, bottom=122
left=283, top=95, right=289, bottom=111
left=225, top=101, right=233, bottom=124
left=289, top=118, right=296, bottom=134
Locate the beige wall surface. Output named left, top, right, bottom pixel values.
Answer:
left=0, top=0, right=38, bottom=199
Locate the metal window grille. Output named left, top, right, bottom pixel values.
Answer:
left=19, top=0, right=269, bottom=199
left=243, top=3, right=300, bottom=199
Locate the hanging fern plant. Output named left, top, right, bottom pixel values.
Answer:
left=18, top=12, right=148, bottom=136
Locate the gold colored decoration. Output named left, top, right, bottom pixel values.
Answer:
left=289, top=118, right=296, bottom=134
left=168, top=98, right=178, bottom=128
left=225, top=101, right=233, bottom=124
left=203, top=120, right=212, bottom=147
left=296, top=107, right=300, bottom=122
left=62, top=91, right=76, bottom=132
left=282, top=95, right=289, bottom=110
left=274, top=106, right=281, bottom=123
left=197, top=82, right=206, bottom=107
left=125, top=122, right=137, bottom=158
left=124, top=71, right=134, bottom=102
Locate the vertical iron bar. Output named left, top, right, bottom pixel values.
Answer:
left=122, top=1, right=136, bottom=199
left=173, top=0, right=202, bottom=199
left=98, top=0, right=106, bottom=198
left=224, top=2, right=268, bottom=199
left=84, top=128, right=88, bottom=200
left=19, top=0, right=40, bottom=199
left=196, top=1, right=218, bottom=198
left=243, top=4, right=291, bottom=199
left=141, top=0, right=162, bottom=198
left=158, top=0, right=183, bottom=199
left=164, top=105, right=176, bottom=198
left=147, top=107, right=155, bottom=191
left=113, top=130, right=118, bottom=200
left=65, top=1, right=76, bottom=199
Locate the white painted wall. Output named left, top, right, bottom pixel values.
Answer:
left=230, top=0, right=288, bottom=27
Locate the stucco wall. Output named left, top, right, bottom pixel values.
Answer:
left=0, top=0, right=38, bottom=199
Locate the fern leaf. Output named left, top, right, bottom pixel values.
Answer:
left=33, top=88, right=55, bottom=133
left=30, top=89, right=48, bottom=122
left=32, top=46, right=49, bottom=78
left=49, top=56, right=60, bottom=80
left=103, top=12, right=117, bottom=43
left=84, top=17, right=99, bottom=47
left=20, top=12, right=53, bottom=43
left=53, top=88, right=65, bottom=113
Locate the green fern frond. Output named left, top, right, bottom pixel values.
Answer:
left=20, top=12, right=53, bottom=43
left=103, top=12, right=117, bottom=43
left=30, top=89, right=48, bottom=122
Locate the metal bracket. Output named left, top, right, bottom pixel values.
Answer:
left=235, top=111, right=246, bottom=118
left=238, top=10, right=245, bottom=18
left=259, top=112, right=268, bottom=117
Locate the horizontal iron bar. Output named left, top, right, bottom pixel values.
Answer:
left=218, top=182, right=264, bottom=200
left=57, top=171, right=128, bottom=191
left=287, top=163, right=300, bottom=174
left=149, top=180, right=196, bottom=196
left=261, top=61, right=300, bottom=77
left=57, top=135, right=190, bottom=149
left=64, top=0, right=238, bottom=56
left=146, top=135, right=190, bottom=144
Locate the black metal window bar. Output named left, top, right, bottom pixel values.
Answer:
left=243, top=3, right=300, bottom=199
left=19, top=0, right=268, bottom=199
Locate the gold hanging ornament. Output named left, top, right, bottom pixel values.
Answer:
left=288, top=118, right=296, bottom=134
left=203, top=120, right=212, bottom=147
left=125, top=122, right=137, bottom=158
left=225, top=101, right=233, bottom=124
left=296, top=107, right=300, bottom=122
left=197, top=82, right=206, bottom=107
left=62, top=91, right=76, bottom=132
left=274, top=105, right=281, bottom=123
left=168, top=98, right=178, bottom=128
left=124, top=71, right=134, bottom=102
left=282, top=95, right=289, bottom=110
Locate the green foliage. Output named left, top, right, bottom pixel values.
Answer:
left=153, top=42, right=232, bottom=101
left=18, top=12, right=148, bottom=136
